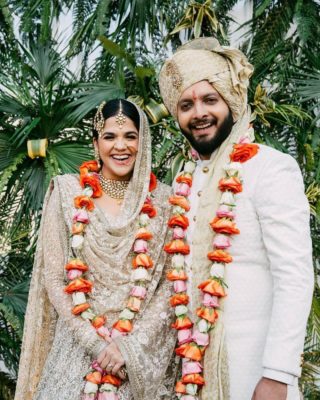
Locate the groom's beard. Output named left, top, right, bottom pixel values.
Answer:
left=180, top=111, right=234, bottom=157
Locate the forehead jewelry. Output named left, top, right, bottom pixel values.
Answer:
left=93, top=101, right=106, bottom=138
left=115, top=100, right=126, bottom=128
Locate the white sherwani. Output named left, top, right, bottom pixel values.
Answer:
left=186, top=144, right=314, bottom=400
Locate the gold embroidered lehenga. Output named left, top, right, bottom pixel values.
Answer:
left=14, top=106, right=177, bottom=400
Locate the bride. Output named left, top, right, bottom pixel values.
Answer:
left=14, top=99, right=177, bottom=400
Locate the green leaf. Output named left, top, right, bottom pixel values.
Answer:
left=20, top=159, right=47, bottom=211
left=170, top=20, right=193, bottom=35
left=66, top=82, right=124, bottom=125
left=0, top=370, right=16, bottom=400
left=294, top=72, right=320, bottom=102
left=170, top=151, right=185, bottom=182
left=153, top=136, right=175, bottom=168
left=134, top=66, right=155, bottom=79
left=11, top=117, right=41, bottom=147
left=98, top=36, right=136, bottom=69
left=67, top=13, right=97, bottom=57
left=194, top=6, right=204, bottom=38
left=255, top=0, right=272, bottom=18
left=0, top=92, right=31, bottom=116
left=51, top=141, right=93, bottom=173
left=44, top=150, right=60, bottom=187
left=95, top=0, right=113, bottom=36
left=206, top=10, right=219, bottom=32
left=304, top=144, right=315, bottom=172
left=0, top=304, right=23, bottom=339
left=1, top=280, right=30, bottom=323
left=262, top=133, right=289, bottom=153
left=0, top=153, right=26, bottom=194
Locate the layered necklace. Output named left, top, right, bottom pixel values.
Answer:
left=64, top=160, right=157, bottom=399
left=164, top=132, right=259, bottom=399
left=99, top=172, right=129, bottom=204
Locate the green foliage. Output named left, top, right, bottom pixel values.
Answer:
left=0, top=371, right=16, bottom=400
left=169, top=0, right=223, bottom=40
left=294, top=72, right=320, bottom=104
left=0, top=217, right=33, bottom=376
left=301, top=283, right=320, bottom=398
left=0, top=41, right=122, bottom=223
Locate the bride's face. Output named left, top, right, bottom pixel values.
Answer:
left=94, top=116, right=139, bottom=180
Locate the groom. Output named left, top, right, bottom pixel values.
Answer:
left=159, top=38, right=314, bottom=400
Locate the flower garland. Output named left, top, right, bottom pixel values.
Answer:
left=164, top=134, right=259, bottom=399
left=63, top=160, right=158, bottom=400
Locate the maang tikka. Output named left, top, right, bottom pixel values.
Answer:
left=93, top=100, right=127, bottom=138
left=115, top=100, right=126, bottom=128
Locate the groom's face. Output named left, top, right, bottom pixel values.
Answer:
left=177, top=81, right=234, bottom=159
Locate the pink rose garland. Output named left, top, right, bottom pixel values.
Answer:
left=165, top=132, right=259, bottom=398
left=64, top=161, right=158, bottom=399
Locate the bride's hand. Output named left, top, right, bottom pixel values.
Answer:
left=97, top=340, right=125, bottom=377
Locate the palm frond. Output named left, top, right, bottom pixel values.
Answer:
left=249, top=4, right=293, bottom=69
left=0, top=304, right=23, bottom=340
left=65, top=82, right=124, bottom=125
left=50, top=141, right=93, bottom=173
left=0, top=370, right=16, bottom=400
left=294, top=0, right=320, bottom=44
left=294, top=72, right=320, bottom=102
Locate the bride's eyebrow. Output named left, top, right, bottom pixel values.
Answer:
left=101, top=131, right=138, bottom=136
left=101, top=131, right=115, bottom=135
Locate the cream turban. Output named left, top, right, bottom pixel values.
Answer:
left=159, top=38, right=254, bottom=121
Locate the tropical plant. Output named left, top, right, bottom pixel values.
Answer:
left=0, top=39, right=122, bottom=388
left=0, top=41, right=122, bottom=230
left=0, top=371, right=16, bottom=400
left=0, top=223, right=32, bottom=376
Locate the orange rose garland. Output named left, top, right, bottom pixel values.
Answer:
left=230, top=143, right=259, bottom=163
left=149, top=171, right=157, bottom=192
left=135, top=227, right=153, bottom=241
left=164, top=239, right=190, bottom=254
left=169, top=195, right=191, bottom=211
left=209, top=217, right=240, bottom=235
left=218, top=176, right=242, bottom=193
left=79, top=160, right=100, bottom=175
left=63, top=160, right=158, bottom=399
left=164, top=136, right=259, bottom=399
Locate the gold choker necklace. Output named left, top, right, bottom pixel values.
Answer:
left=99, top=173, right=129, bottom=204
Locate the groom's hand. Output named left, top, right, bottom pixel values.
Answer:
left=251, top=377, right=287, bottom=400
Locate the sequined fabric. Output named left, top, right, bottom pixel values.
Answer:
left=14, top=104, right=178, bottom=400
left=15, top=175, right=178, bottom=400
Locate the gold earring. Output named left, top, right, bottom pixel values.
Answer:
left=94, top=148, right=101, bottom=169
left=93, top=101, right=106, bottom=138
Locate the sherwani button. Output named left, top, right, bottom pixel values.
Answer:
left=193, top=216, right=197, bottom=221
left=202, top=167, right=209, bottom=173
left=197, top=190, right=202, bottom=197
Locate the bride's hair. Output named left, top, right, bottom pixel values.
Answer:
left=93, top=99, right=140, bottom=138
